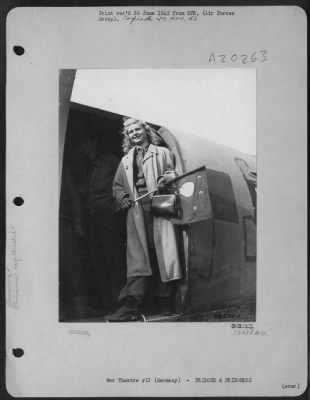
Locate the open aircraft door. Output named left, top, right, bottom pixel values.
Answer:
left=161, top=165, right=214, bottom=316
left=168, top=166, right=213, bottom=226
left=155, top=127, right=215, bottom=316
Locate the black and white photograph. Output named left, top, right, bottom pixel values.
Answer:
left=59, top=69, right=257, bottom=323
left=5, top=6, right=307, bottom=397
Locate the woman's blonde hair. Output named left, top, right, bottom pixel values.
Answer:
left=121, top=118, right=163, bottom=154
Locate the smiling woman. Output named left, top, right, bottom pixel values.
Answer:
left=105, top=117, right=183, bottom=321
left=121, top=118, right=163, bottom=154
left=127, top=121, right=147, bottom=146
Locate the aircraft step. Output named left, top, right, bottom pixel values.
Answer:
left=139, top=313, right=182, bottom=322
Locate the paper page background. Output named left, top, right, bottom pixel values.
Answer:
left=6, top=6, right=307, bottom=397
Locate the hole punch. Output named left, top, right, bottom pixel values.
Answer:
left=13, top=46, right=25, bottom=56
left=13, top=197, right=24, bottom=206
left=12, top=348, right=24, bottom=358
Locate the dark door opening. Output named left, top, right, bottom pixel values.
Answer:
left=59, top=103, right=127, bottom=321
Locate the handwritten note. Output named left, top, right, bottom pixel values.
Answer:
left=208, top=50, right=268, bottom=64
left=7, top=226, right=21, bottom=307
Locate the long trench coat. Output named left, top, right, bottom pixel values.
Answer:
left=113, top=144, right=182, bottom=282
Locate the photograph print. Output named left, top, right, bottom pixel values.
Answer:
left=59, top=68, right=256, bottom=323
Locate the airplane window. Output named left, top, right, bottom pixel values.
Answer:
left=235, top=158, right=257, bottom=220
left=243, top=216, right=256, bottom=261
left=206, top=169, right=239, bottom=223
left=179, top=182, right=195, bottom=197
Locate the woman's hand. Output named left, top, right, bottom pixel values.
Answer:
left=120, top=196, right=132, bottom=210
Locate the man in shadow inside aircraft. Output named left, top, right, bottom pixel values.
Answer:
left=105, top=118, right=182, bottom=322
left=59, top=159, right=89, bottom=320
left=84, top=134, right=126, bottom=314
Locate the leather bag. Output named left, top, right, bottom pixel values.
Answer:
left=151, top=194, right=179, bottom=218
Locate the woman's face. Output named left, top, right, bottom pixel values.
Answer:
left=127, top=122, right=148, bottom=147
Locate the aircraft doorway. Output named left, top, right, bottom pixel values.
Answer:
left=59, top=103, right=188, bottom=322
